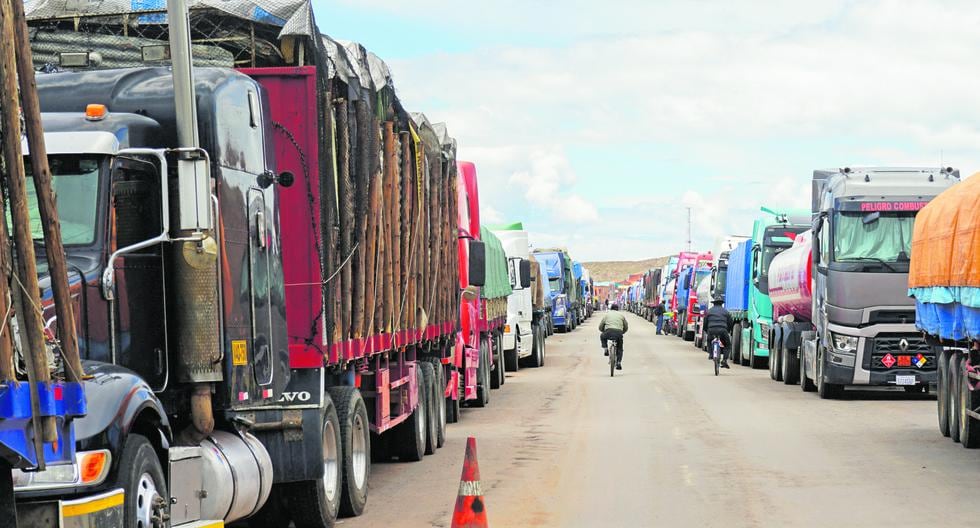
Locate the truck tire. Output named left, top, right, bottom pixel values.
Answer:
left=496, top=333, right=506, bottom=386
left=285, top=396, right=343, bottom=527
left=816, top=348, right=843, bottom=399
left=683, top=328, right=695, bottom=342
left=474, top=338, right=491, bottom=408
left=395, top=367, right=428, bottom=462
left=423, top=358, right=447, bottom=448
left=959, top=362, right=980, bottom=448
left=782, top=345, right=800, bottom=385
left=801, top=349, right=816, bottom=392
left=539, top=325, right=547, bottom=366
left=504, top=341, right=520, bottom=372
left=526, top=324, right=543, bottom=368
left=490, top=337, right=504, bottom=390
left=446, top=365, right=461, bottom=424
left=419, top=362, right=439, bottom=456
left=938, top=349, right=951, bottom=437
left=731, top=323, right=742, bottom=366
left=115, top=434, right=167, bottom=528
left=327, top=386, right=371, bottom=517
left=951, top=353, right=963, bottom=443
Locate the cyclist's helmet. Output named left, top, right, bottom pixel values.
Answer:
left=611, top=304, right=620, bottom=311
left=712, top=296, right=724, bottom=304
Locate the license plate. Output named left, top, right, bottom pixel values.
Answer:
left=895, top=375, right=917, bottom=386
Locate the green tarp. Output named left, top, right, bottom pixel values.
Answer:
left=480, top=226, right=512, bottom=300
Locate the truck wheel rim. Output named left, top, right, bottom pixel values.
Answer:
left=135, top=472, right=160, bottom=528
left=322, top=418, right=340, bottom=502
left=352, top=412, right=368, bottom=489
left=437, top=380, right=446, bottom=431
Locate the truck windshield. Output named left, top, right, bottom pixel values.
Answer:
left=833, top=211, right=915, bottom=263
left=548, top=277, right=562, bottom=292
left=22, top=155, right=102, bottom=246
left=714, top=266, right=728, bottom=296
left=760, top=226, right=808, bottom=282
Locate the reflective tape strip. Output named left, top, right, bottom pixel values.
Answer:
left=61, top=489, right=124, bottom=517
left=458, top=480, right=483, bottom=497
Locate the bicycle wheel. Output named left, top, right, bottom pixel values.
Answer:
left=609, top=344, right=616, bottom=377
left=714, top=351, right=720, bottom=376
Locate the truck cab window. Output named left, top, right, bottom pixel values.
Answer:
left=22, top=155, right=102, bottom=246
left=833, top=211, right=915, bottom=264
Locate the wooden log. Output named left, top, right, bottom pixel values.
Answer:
left=11, top=0, right=82, bottom=382
left=352, top=99, right=371, bottom=339
left=0, top=0, right=56, bottom=443
left=428, top=158, right=443, bottom=322
left=334, top=98, right=353, bottom=342
left=362, top=116, right=382, bottom=337
left=399, top=132, right=412, bottom=330
left=316, top=81, right=340, bottom=346
left=391, top=133, right=402, bottom=333
left=382, top=122, right=396, bottom=334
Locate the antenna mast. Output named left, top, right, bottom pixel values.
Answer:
left=686, top=207, right=692, bottom=252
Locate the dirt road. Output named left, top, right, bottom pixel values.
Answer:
left=341, top=312, right=980, bottom=527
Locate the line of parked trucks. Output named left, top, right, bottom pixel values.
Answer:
left=629, top=166, right=980, bottom=452
left=0, top=2, right=594, bottom=527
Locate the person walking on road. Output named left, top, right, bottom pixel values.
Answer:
left=654, top=301, right=666, bottom=335
left=599, top=304, right=629, bottom=370
left=704, top=297, right=733, bottom=368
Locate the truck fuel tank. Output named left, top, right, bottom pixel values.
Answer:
left=768, top=231, right=813, bottom=322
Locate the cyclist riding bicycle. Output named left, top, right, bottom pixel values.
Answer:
left=599, top=304, right=629, bottom=370
left=704, top=297, right=732, bottom=369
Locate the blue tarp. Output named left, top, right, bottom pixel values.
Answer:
left=725, top=239, right=752, bottom=312
left=910, top=286, right=980, bottom=342
left=572, top=262, right=583, bottom=280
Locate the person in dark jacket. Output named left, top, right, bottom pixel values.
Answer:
left=654, top=302, right=666, bottom=334
left=704, top=297, right=733, bottom=368
left=599, top=304, right=628, bottom=370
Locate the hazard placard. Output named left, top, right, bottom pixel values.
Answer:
left=881, top=353, right=896, bottom=369
left=232, top=340, right=248, bottom=366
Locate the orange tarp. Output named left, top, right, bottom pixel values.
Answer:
left=909, top=174, right=980, bottom=288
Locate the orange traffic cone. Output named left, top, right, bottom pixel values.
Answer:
left=451, top=437, right=489, bottom=527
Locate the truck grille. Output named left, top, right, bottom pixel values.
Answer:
left=869, top=335, right=936, bottom=371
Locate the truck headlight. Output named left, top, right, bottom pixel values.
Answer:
left=831, top=332, right=858, bottom=353
left=758, top=321, right=771, bottom=340
left=13, top=450, right=111, bottom=491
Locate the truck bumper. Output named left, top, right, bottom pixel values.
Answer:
left=18, top=489, right=125, bottom=528
left=826, top=324, right=938, bottom=386
left=823, top=361, right=939, bottom=386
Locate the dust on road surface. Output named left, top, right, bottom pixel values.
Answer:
left=341, top=313, right=979, bottom=527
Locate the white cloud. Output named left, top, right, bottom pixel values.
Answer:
left=336, top=0, right=980, bottom=260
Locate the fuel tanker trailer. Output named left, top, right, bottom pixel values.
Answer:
left=771, top=167, right=959, bottom=399
left=768, top=232, right=815, bottom=384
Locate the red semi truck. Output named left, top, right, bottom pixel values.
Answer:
left=455, top=161, right=511, bottom=408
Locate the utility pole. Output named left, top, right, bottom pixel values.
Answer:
left=686, top=207, right=692, bottom=252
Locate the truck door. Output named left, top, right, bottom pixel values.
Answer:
left=109, top=174, right=168, bottom=391
left=247, top=188, right=274, bottom=386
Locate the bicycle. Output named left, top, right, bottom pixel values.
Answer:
left=711, top=337, right=722, bottom=376
left=608, top=340, right=618, bottom=377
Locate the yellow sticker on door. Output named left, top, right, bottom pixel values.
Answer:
left=232, top=340, right=248, bottom=366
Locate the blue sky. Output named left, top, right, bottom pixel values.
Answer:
left=314, top=1, right=980, bottom=261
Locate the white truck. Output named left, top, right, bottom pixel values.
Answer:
left=491, top=223, right=544, bottom=371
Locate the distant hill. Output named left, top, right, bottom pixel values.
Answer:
left=583, top=256, right=672, bottom=283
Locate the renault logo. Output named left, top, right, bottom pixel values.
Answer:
left=899, top=338, right=910, bottom=352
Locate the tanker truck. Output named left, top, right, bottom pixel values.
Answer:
left=770, top=167, right=959, bottom=398
left=908, top=173, right=980, bottom=445
left=731, top=208, right=810, bottom=369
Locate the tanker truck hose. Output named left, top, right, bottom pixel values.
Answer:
left=178, top=383, right=215, bottom=446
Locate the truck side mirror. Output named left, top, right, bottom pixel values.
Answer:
left=519, top=259, right=532, bottom=289
left=468, top=240, right=486, bottom=287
